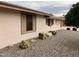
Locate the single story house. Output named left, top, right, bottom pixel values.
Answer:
left=0, top=2, right=64, bottom=49
left=47, top=16, right=64, bottom=28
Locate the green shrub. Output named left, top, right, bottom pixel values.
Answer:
left=52, top=31, right=57, bottom=35
left=38, top=33, right=48, bottom=40
left=19, top=40, right=30, bottom=49
left=45, top=33, right=49, bottom=37
left=39, top=33, right=44, bottom=39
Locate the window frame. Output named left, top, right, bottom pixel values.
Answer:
left=46, top=19, right=54, bottom=26
left=21, top=13, right=36, bottom=34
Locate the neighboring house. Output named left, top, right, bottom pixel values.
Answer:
left=0, top=2, right=65, bottom=49
left=46, top=16, right=65, bottom=30
left=49, top=16, right=64, bottom=27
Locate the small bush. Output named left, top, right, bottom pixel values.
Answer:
left=45, top=33, right=49, bottom=37
left=73, top=28, right=77, bottom=31
left=52, top=31, right=56, bottom=35
left=19, top=40, right=30, bottom=49
left=38, top=33, right=48, bottom=40
left=39, top=33, right=44, bottom=39
left=67, top=28, right=70, bottom=30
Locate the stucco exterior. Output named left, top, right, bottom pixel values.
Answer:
left=0, top=8, right=21, bottom=48
left=21, top=15, right=64, bottom=40
left=0, top=6, right=64, bottom=49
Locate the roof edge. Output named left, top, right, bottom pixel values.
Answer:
left=0, top=1, right=52, bottom=16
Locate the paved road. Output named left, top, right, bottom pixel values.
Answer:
left=0, top=30, right=79, bottom=57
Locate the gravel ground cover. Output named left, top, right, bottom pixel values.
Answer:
left=0, top=30, right=79, bottom=57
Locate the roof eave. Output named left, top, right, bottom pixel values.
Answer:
left=0, top=2, right=52, bottom=16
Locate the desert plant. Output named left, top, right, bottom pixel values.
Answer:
left=19, top=40, right=30, bottom=49
left=72, top=28, right=77, bottom=31
left=38, top=33, right=47, bottom=40
left=67, top=28, right=70, bottom=30
left=45, top=33, right=49, bottom=37
left=39, top=33, right=44, bottom=39
left=52, top=31, right=56, bottom=35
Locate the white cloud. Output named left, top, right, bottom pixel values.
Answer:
left=53, top=9, right=69, bottom=16
left=7, top=1, right=79, bottom=16
left=10, top=1, right=78, bottom=9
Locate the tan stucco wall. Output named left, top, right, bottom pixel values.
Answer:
left=36, top=15, right=64, bottom=32
left=0, top=8, right=21, bottom=48
left=36, top=15, right=50, bottom=32
left=21, top=15, right=46, bottom=40
left=21, top=15, right=50, bottom=40
left=21, top=15, right=64, bottom=40
left=51, top=20, right=64, bottom=31
left=36, top=15, right=62, bottom=32
left=0, top=8, right=64, bottom=49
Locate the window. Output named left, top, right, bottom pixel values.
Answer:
left=46, top=19, right=54, bottom=26
left=51, top=19, right=54, bottom=25
left=26, top=15, right=33, bottom=31
left=21, top=14, right=36, bottom=34
left=46, top=19, right=50, bottom=26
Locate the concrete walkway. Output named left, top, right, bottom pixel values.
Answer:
left=0, top=30, right=79, bottom=57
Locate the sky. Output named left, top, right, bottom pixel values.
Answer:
left=7, top=1, right=79, bottom=16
